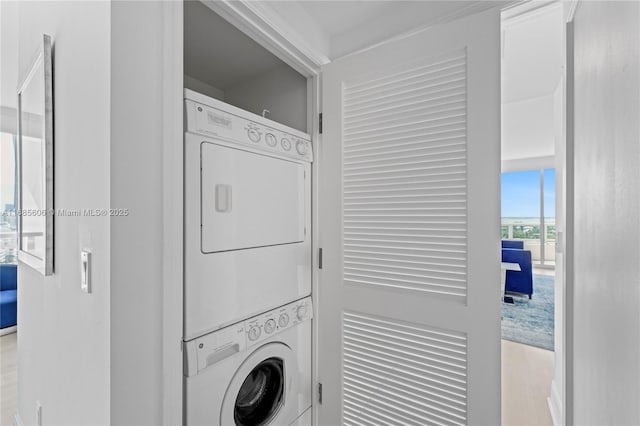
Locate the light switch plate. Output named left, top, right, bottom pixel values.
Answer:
left=81, top=250, right=91, bottom=293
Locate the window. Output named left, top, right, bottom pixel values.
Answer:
left=512, top=225, right=540, bottom=239
left=0, top=132, right=18, bottom=264
left=546, top=225, right=556, bottom=240
left=501, top=168, right=556, bottom=267
left=543, top=168, right=556, bottom=240
left=501, top=226, right=509, bottom=239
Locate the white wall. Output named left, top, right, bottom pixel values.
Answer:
left=110, top=1, right=166, bottom=424
left=0, top=1, right=19, bottom=115
left=225, top=63, right=307, bottom=132
left=502, top=95, right=555, bottom=162
left=572, top=1, right=640, bottom=424
left=184, top=75, right=224, bottom=101
left=11, top=1, right=111, bottom=424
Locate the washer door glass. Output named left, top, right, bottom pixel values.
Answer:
left=234, top=357, right=284, bottom=426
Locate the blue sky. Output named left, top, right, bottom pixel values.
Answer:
left=501, top=169, right=555, bottom=218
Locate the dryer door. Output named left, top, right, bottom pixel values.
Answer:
left=201, top=141, right=305, bottom=253
left=221, top=343, right=298, bottom=426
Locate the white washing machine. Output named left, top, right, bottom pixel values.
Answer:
left=184, top=89, right=313, bottom=340
left=184, top=297, right=312, bottom=426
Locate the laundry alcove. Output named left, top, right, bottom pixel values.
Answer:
left=182, top=2, right=314, bottom=425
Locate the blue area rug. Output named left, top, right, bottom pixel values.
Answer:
left=501, top=274, right=554, bottom=351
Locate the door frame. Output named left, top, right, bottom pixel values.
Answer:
left=160, top=2, right=322, bottom=424
left=564, top=3, right=579, bottom=424
left=500, top=1, right=577, bottom=425
left=161, top=3, right=184, bottom=424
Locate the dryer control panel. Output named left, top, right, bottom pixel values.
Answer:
left=183, top=297, right=313, bottom=377
left=185, top=90, right=313, bottom=162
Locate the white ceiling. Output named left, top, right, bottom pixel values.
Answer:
left=265, top=1, right=507, bottom=59
left=502, top=4, right=564, bottom=103
left=0, top=1, right=19, bottom=110
left=502, top=95, right=557, bottom=162
left=297, top=1, right=398, bottom=37
left=501, top=3, right=564, bottom=164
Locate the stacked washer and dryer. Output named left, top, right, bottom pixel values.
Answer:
left=183, top=89, right=314, bottom=426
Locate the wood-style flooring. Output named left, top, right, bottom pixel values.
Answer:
left=1, top=331, right=17, bottom=426
left=502, top=339, right=554, bottom=426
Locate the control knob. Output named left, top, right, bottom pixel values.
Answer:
left=296, top=140, right=307, bottom=155
left=265, top=133, right=277, bottom=147
left=248, top=326, right=261, bottom=341
left=281, top=138, right=291, bottom=151
left=247, top=129, right=261, bottom=143
left=278, top=313, right=289, bottom=328
left=296, top=305, right=308, bottom=321
left=264, top=319, right=276, bottom=334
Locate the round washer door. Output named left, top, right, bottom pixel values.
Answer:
left=221, top=342, right=298, bottom=426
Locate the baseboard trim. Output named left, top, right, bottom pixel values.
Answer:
left=548, top=379, right=563, bottom=425
left=0, top=325, right=17, bottom=336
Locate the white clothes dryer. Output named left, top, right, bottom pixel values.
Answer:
left=184, top=90, right=313, bottom=340
left=184, top=297, right=312, bottom=426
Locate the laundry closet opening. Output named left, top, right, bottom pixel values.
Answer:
left=184, top=0, right=308, bottom=133
left=182, top=3, right=315, bottom=425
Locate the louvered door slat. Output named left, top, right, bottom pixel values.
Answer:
left=344, top=258, right=466, bottom=275
left=342, top=48, right=467, bottom=302
left=345, top=174, right=466, bottom=188
left=343, top=312, right=468, bottom=426
left=345, top=136, right=466, bottom=157
left=344, top=183, right=465, bottom=195
left=344, top=94, right=466, bottom=125
left=344, top=122, right=465, bottom=145
left=344, top=232, right=466, bottom=241
left=345, top=147, right=467, bottom=167
left=344, top=104, right=466, bottom=134
left=343, top=85, right=466, bottom=118
left=345, top=156, right=466, bottom=175
left=344, top=53, right=466, bottom=95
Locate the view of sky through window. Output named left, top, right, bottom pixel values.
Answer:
left=501, top=169, right=555, bottom=218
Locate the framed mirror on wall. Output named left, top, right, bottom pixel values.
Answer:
left=17, top=34, right=54, bottom=276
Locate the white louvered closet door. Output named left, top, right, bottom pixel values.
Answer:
left=317, top=8, right=501, bottom=426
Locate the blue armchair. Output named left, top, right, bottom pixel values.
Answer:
left=0, top=264, right=17, bottom=329
left=502, top=240, right=524, bottom=250
left=501, top=240, right=533, bottom=299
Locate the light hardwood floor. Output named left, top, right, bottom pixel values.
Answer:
left=0, top=333, right=553, bottom=425
left=502, top=339, right=554, bottom=426
left=1, top=332, right=17, bottom=426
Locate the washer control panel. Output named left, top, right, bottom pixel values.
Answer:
left=184, top=297, right=312, bottom=377
left=244, top=297, right=312, bottom=345
left=186, top=97, right=313, bottom=162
